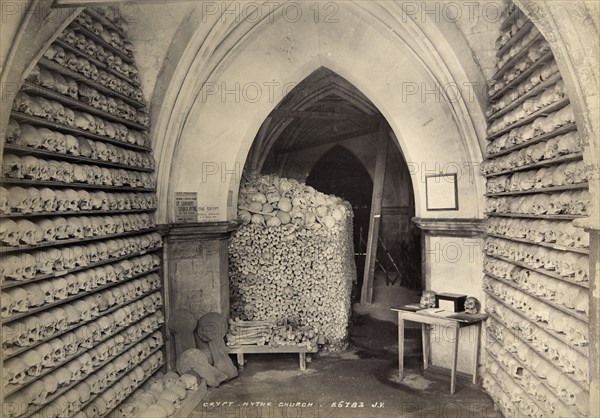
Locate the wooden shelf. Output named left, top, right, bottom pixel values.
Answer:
left=485, top=122, right=577, bottom=158
left=21, top=341, right=163, bottom=418
left=484, top=253, right=589, bottom=289
left=488, top=73, right=563, bottom=121
left=486, top=311, right=589, bottom=390
left=2, top=267, right=160, bottom=324
left=0, top=207, right=155, bottom=220
left=484, top=152, right=583, bottom=178
left=484, top=272, right=589, bottom=323
left=485, top=182, right=588, bottom=197
left=489, top=51, right=555, bottom=101
left=3, top=288, right=162, bottom=359
left=21, top=80, right=147, bottom=131
left=86, top=8, right=128, bottom=40
left=486, top=232, right=589, bottom=255
left=487, top=98, right=570, bottom=140
left=3, top=311, right=162, bottom=396
left=496, top=22, right=534, bottom=58
left=1, top=245, right=161, bottom=290
left=493, top=31, right=546, bottom=81
left=38, top=58, right=145, bottom=109
left=71, top=24, right=136, bottom=69
left=11, top=111, right=150, bottom=152
left=0, top=227, right=158, bottom=254
left=484, top=290, right=589, bottom=357
left=3, top=144, right=154, bottom=173
left=500, top=7, right=521, bottom=32
left=485, top=212, right=586, bottom=221
left=485, top=333, right=581, bottom=417
left=0, top=177, right=156, bottom=193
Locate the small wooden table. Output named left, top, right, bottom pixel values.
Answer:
left=227, top=344, right=318, bottom=371
left=391, top=305, right=488, bottom=394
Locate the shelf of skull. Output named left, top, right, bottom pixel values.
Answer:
left=485, top=312, right=589, bottom=390
left=482, top=5, right=590, bottom=416
left=1, top=7, right=167, bottom=418
left=9, top=112, right=150, bottom=152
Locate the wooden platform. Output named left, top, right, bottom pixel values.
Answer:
left=227, top=344, right=318, bottom=371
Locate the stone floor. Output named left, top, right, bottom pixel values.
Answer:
left=195, top=281, right=499, bottom=418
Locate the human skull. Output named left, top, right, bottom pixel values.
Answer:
left=419, top=290, right=437, bottom=308
left=464, top=296, right=481, bottom=314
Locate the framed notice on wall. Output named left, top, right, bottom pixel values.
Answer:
left=425, top=174, right=458, bottom=211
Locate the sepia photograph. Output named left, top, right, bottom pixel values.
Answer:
left=0, top=0, right=598, bottom=417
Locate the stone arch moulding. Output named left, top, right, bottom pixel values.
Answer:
left=152, top=1, right=491, bottom=224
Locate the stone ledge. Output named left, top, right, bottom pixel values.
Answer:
left=413, top=217, right=485, bottom=236
left=159, top=221, right=239, bottom=240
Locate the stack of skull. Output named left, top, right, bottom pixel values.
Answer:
left=6, top=121, right=153, bottom=168
left=486, top=302, right=589, bottom=384
left=1, top=232, right=162, bottom=283
left=0, top=213, right=156, bottom=247
left=2, top=268, right=161, bottom=319
left=3, top=153, right=156, bottom=189
left=2, top=288, right=163, bottom=350
left=483, top=238, right=588, bottom=282
left=485, top=218, right=589, bottom=248
left=0, top=187, right=158, bottom=214
left=485, top=190, right=591, bottom=216
left=481, top=131, right=581, bottom=175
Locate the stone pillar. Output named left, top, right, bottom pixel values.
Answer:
left=160, top=221, right=237, bottom=367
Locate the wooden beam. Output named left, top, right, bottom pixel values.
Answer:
left=275, top=124, right=378, bottom=154
left=361, top=122, right=388, bottom=304
left=270, top=109, right=381, bottom=121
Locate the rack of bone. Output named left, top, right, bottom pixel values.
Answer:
left=1, top=7, right=169, bottom=418
left=481, top=4, right=591, bottom=417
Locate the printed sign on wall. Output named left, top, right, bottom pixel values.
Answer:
left=175, top=192, right=198, bottom=222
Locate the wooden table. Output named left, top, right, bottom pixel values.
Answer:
left=391, top=306, right=488, bottom=394
left=227, top=344, right=318, bottom=371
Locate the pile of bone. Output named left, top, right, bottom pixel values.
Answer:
left=2, top=155, right=156, bottom=189
left=6, top=348, right=165, bottom=418
left=485, top=190, right=591, bottom=216
left=484, top=239, right=589, bottom=281
left=485, top=218, right=589, bottom=248
left=2, top=290, right=162, bottom=350
left=487, top=60, right=559, bottom=111
left=0, top=187, right=157, bottom=214
left=486, top=316, right=588, bottom=384
left=12, top=93, right=148, bottom=144
left=485, top=283, right=588, bottom=347
left=485, top=160, right=586, bottom=193
left=1, top=270, right=161, bottom=320
left=225, top=319, right=275, bottom=346
left=0, top=213, right=155, bottom=247
left=6, top=121, right=153, bottom=166
left=483, top=263, right=589, bottom=315
left=75, top=11, right=133, bottom=58
left=229, top=174, right=355, bottom=350
left=110, top=371, right=202, bottom=418
left=486, top=105, right=576, bottom=153
left=42, top=44, right=143, bottom=103
left=480, top=131, right=581, bottom=175
left=0, top=232, right=162, bottom=283
left=270, top=323, right=318, bottom=349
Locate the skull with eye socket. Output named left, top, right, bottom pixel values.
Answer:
left=419, top=290, right=437, bottom=308
left=464, top=297, right=481, bottom=315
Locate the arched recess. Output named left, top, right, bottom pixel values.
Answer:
left=151, top=1, right=490, bottom=224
